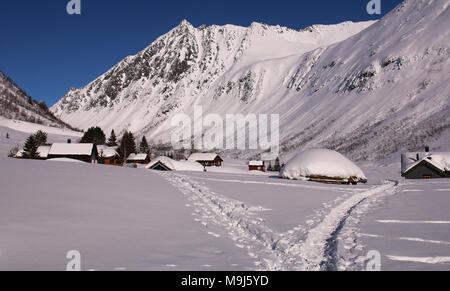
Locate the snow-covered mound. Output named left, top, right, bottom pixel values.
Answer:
left=280, top=149, right=367, bottom=183
left=146, top=156, right=204, bottom=172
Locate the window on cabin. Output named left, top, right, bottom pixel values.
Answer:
left=424, top=175, right=432, bottom=179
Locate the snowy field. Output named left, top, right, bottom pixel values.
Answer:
left=0, top=122, right=449, bottom=271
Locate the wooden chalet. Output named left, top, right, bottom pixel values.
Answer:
left=249, top=160, right=265, bottom=172
left=127, top=153, right=150, bottom=164
left=97, top=145, right=120, bottom=165
left=47, top=143, right=98, bottom=163
left=401, top=150, right=450, bottom=179
left=188, top=153, right=223, bottom=167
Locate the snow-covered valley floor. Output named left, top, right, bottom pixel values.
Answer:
left=0, top=124, right=449, bottom=271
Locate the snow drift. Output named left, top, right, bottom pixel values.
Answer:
left=280, top=149, right=367, bottom=183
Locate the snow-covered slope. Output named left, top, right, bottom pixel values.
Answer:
left=50, top=20, right=375, bottom=141
left=0, top=70, right=77, bottom=130
left=52, top=0, right=450, bottom=160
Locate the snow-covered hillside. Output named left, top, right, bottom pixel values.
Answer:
left=50, top=20, right=375, bottom=144
left=0, top=117, right=82, bottom=157
left=0, top=71, right=77, bottom=130
left=52, top=0, right=450, bottom=160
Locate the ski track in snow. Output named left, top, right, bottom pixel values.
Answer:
left=158, top=172, right=398, bottom=270
left=386, top=256, right=450, bottom=264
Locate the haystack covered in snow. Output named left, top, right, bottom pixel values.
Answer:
left=280, top=149, right=367, bottom=184
left=146, top=156, right=204, bottom=172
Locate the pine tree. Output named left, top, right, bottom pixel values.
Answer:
left=23, top=135, right=38, bottom=159
left=34, top=130, right=47, bottom=146
left=274, top=157, right=281, bottom=172
left=80, top=127, right=106, bottom=145
left=107, top=129, right=117, bottom=147
left=118, top=131, right=136, bottom=160
left=139, top=136, right=149, bottom=154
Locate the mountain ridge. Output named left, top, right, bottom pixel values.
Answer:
left=52, top=0, right=450, bottom=160
left=0, top=70, right=79, bottom=131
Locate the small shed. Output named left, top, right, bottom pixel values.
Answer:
left=127, top=153, right=150, bottom=164
left=188, top=153, right=223, bottom=167
left=48, top=143, right=98, bottom=163
left=249, top=161, right=265, bottom=172
left=401, top=152, right=450, bottom=179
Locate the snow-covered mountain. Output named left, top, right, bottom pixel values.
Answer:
left=52, top=0, right=450, bottom=160
left=0, top=70, right=77, bottom=130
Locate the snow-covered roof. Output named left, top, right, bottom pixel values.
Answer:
left=37, top=146, right=51, bottom=158
left=15, top=149, right=24, bottom=158
left=280, top=149, right=367, bottom=181
left=402, top=152, right=450, bottom=174
left=127, top=153, right=148, bottom=161
left=249, top=161, right=264, bottom=166
left=49, top=143, right=95, bottom=156
left=146, top=156, right=204, bottom=172
left=97, top=145, right=119, bottom=158
left=188, top=153, right=222, bottom=162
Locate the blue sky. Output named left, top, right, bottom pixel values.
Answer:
left=0, top=0, right=402, bottom=106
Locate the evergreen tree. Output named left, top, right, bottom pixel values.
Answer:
left=22, top=135, right=38, bottom=159
left=118, top=131, right=136, bottom=160
left=80, top=127, right=106, bottom=145
left=139, top=136, right=149, bottom=154
left=34, top=130, right=47, bottom=146
left=273, top=157, right=281, bottom=172
left=107, top=129, right=118, bottom=147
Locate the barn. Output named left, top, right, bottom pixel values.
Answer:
left=249, top=161, right=265, bottom=172
left=127, top=153, right=150, bottom=164
left=401, top=151, right=450, bottom=179
left=47, top=143, right=98, bottom=163
left=188, top=153, right=223, bottom=167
